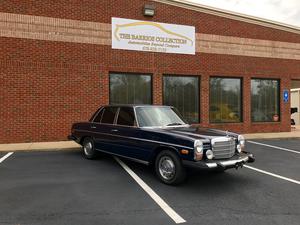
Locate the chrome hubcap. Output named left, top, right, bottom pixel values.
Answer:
left=159, top=156, right=175, bottom=180
left=83, top=141, right=93, bottom=155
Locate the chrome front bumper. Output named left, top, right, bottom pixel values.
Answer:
left=206, top=154, right=253, bottom=169
left=183, top=152, right=255, bottom=170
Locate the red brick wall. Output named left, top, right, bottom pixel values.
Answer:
left=1, top=0, right=300, bottom=143
left=1, top=0, right=300, bottom=42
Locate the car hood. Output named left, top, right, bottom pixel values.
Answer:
left=161, top=125, right=237, bottom=141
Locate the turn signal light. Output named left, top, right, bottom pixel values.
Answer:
left=181, top=149, right=189, bottom=155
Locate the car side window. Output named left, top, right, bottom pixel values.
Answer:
left=117, top=107, right=135, bottom=126
left=93, top=108, right=104, bottom=123
left=101, top=107, right=118, bottom=124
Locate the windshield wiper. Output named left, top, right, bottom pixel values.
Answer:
left=166, top=123, right=183, bottom=126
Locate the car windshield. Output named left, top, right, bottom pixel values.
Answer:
left=135, top=106, right=187, bottom=127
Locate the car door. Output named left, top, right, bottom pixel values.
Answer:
left=113, top=107, right=153, bottom=161
left=92, top=106, right=120, bottom=154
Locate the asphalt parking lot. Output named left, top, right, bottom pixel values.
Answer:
left=0, top=139, right=299, bottom=225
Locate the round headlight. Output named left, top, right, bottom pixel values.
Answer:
left=237, top=144, right=242, bottom=153
left=237, top=135, right=245, bottom=153
left=194, top=140, right=203, bottom=153
left=195, top=146, right=202, bottom=153
left=206, top=150, right=214, bottom=160
left=194, top=140, right=203, bottom=161
left=238, top=135, right=245, bottom=147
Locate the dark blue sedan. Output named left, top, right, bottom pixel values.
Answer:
left=68, top=105, right=255, bottom=185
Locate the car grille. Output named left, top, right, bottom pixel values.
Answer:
left=211, top=137, right=236, bottom=159
left=203, top=143, right=211, bottom=150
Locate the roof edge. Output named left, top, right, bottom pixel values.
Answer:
left=153, top=0, right=300, bottom=35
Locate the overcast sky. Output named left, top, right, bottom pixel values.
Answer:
left=188, top=0, right=300, bottom=27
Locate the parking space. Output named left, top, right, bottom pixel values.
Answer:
left=0, top=151, right=172, bottom=225
left=127, top=162, right=299, bottom=225
left=0, top=139, right=299, bottom=225
left=248, top=139, right=300, bottom=153
left=245, top=140, right=300, bottom=180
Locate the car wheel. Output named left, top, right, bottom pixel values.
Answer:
left=82, top=137, right=97, bottom=159
left=155, top=150, right=186, bottom=185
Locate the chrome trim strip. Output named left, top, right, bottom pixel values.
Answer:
left=96, top=148, right=149, bottom=165
left=114, top=107, right=120, bottom=125
left=141, top=125, right=189, bottom=129
left=133, top=106, right=140, bottom=128
left=74, top=129, right=194, bottom=150
left=206, top=156, right=249, bottom=168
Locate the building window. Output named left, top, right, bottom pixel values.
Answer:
left=163, top=75, right=199, bottom=123
left=110, top=73, right=152, bottom=104
left=251, top=79, right=280, bottom=122
left=210, top=77, right=242, bottom=123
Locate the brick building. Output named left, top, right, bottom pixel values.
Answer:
left=1, top=0, right=300, bottom=144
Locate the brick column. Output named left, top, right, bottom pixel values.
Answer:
left=153, top=72, right=162, bottom=105
left=243, top=76, right=251, bottom=133
left=201, top=74, right=210, bottom=126
left=99, top=70, right=109, bottom=106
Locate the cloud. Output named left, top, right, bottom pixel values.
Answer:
left=187, top=0, right=300, bottom=27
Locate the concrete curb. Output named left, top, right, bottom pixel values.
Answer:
left=0, top=141, right=81, bottom=152
left=244, top=131, right=300, bottom=140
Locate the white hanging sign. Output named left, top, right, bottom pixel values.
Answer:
left=112, top=17, right=195, bottom=55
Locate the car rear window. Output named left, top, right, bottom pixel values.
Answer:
left=101, top=107, right=118, bottom=124
left=117, top=107, right=135, bottom=126
left=93, top=108, right=104, bottom=123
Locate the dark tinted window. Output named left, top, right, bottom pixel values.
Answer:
left=210, top=77, right=242, bottom=123
left=101, top=107, right=118, bottom=124
left=110, top=73, right=152, bottom=104
left=163, top=76, right=199, bottom=123
left=117, top=107, right=135, bottom=126
left=251, top=79, right=280, bottom=122
left=93, top=108, right=104, bottom=123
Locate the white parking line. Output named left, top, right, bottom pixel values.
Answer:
left=0, top=152, right=14, bottom=163
left=114, top=157, right=186, bottom=224
left=247, top=140, right=300, bottom=154
left=244, top=165, right=300, bottom=185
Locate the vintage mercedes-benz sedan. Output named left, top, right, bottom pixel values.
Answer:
left=68, top=105, right=255, bottom=185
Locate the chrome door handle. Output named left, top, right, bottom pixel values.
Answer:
left=111, top=129, right=118, bottom=132
left=91, top=126, right=97, bottom=129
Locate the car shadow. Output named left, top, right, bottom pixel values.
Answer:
left=113, top=156, right=256, bottom=191
left=69, top=150, right=256, bottom=193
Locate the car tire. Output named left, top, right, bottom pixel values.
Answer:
left=155, top=150, right=186, bottom=185
left=82, top=137, right=98, bottom=159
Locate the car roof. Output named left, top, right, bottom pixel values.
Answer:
left=102, top=104, right=172, bottom=108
